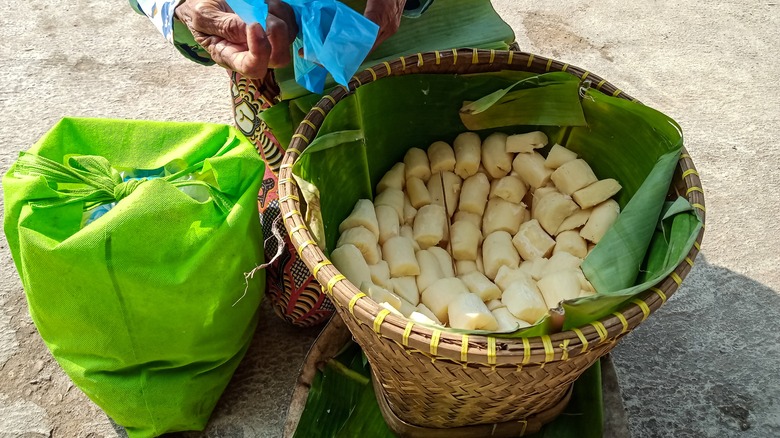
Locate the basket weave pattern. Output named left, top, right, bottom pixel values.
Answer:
left=278, top=49, right=705, bottom=430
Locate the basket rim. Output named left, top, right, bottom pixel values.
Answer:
left=277, top=49, right=706, bottom=366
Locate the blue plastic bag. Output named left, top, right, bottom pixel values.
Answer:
left=225, top=0, right=379, bottom=93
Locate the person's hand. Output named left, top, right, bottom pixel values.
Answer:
left=364, top=0, right=406, bottom=50
left=175, top=0, right=298, bottom=78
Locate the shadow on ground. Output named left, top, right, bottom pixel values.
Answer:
left=612, top=254, right=780, bottom=437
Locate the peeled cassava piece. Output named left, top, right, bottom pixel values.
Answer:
left=448, top=293, right=498, bottom=331
left=450, top=220, right=481, bottom=261
left=453, top=132, right=482, bottom=179
left=490, top=175, right=527, bottom=204
left=580, top=199, right=620, bottom=243
left=533, top=190, right=579, bottom=236
left=482, top=198, right=525, bottom=235
left=375, top=188, right=404, bottom=222
left=331, top=244, right=372, bottom=288
left=377, top=162, right=405, bottom=193
left=551, top=159, right=598, bottom=195
left=406, top=177, right=432, bottom=209
left=334, top=132, right=625, bottom=335
left=382, top=236, right=420, bottom=277
left=336, top=226, right=381, bottom=264
left=482, top=231, right=520, bottom=280
left=375, top=205, right=399, bottom=245
left=572, top=178, right=622, bottom=209
left=513, top=152, right=552, bottom=190
left=421, top=278, right=469, bottom=323
left=459, top=270, right=501, bottom=302
left=492, top=307, right=531, bottom=332
left=537, top=270, right=581, bottom=309
left=506, top=131, right=548, bottom=153
left=501, top=275, right=548, bottom=324
left=481, top=132, right=513, bottom=179
left=413, top=204, right=447, bottom=249
left=513, top=219, right=555, bottom=260
left=544, top=144, right=577, bottom=169
left=339, top=199, right=379, bottom=238
left=427, top=141, right=456, bottom=173
left=404, top=147, right=432, bottom=182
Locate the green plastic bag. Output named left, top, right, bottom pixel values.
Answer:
left=2, top=118, right=266, bottom=437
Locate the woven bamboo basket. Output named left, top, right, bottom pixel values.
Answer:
left=277, top=49, right=705, bottom=436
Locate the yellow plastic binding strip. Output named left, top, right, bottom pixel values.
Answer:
left=596, top=79, right=607, bottom=89
left=521, top=337, right=531, bottom=365
left=430, top=329, right=442, bottom=356
left=631, top=298, right=651, bottom=321
left=545, top=59, right=553, bottom=71
left=301, top=119, right=317, bottom=131
left=591, top=321, right=608, bottom=342
left=573, top=328, right=589, bottom=354
left=613, top=312, right=629, bottom=334
left=527, top=53, right=535, bottom=68
left=680, top=153, right=691, bottom=159
left=487, top=337, right=497, bottom=365
left=559, top=339, right=570, bottom=361
left=373, top=309, right=390, bottom=333
left=472, top=49, right=479, bottom=64
left=279, top=163, right=293, bottom=170
left=561, top=63, right=569, bottom=72
left=383, top=61, right=391, bottom=75
left=367, top=68, right=377, bottom=81
left=311, top=106, right=326, bottom=117
left=518, top=420, right=528, bottom=436
left=286, top=147, right=302, bottom=155
left=682, top=169, right=699, bottom=178
left=278, top=178, right=293, bottom=186
left=351, top=76, right=362, bottom=87
left=650, top=287, right=667, bottom=304
left=400, top=56, right=407, bottom=70
left=279, top=194, right=299, bottom=203
left=461, top=334, right=469, bottom=362
left=402, top=321, right=414, bottom=346
left=686, top=186, right=704, bottom=195
left=417, top=52, right=424, bottom=67
left=297, top=239, right=316, bottom=254
left=507, top=51, right=514, bottom=64
left=311, top=260, right=332, bottom=278
left=434, top=50, right=441, bottom=65
left=451, top=48, right=458, bottom=64
left=670, top=272, right=683, bottom=285
left=489, top=49, right=495, bottom=64
left=348, top=292, right=366, bottom=314
left=322, top=275, right=343, bottom=297
left=693, top=241, right=701, bottom=250
left=291, top=133, right=310, bottom=144
left=692, top=203, right=706, bottom=212
left=541, top=335, right=554, bottom=362
left=323, top=95, right=336, bottom=105
left=581, top=71, right=590, bottom=80
left=282, top=210, right=300, bottom=220
left=685, top=257, right=694, bottom=266
left=288, top=224, right=307, bottom=235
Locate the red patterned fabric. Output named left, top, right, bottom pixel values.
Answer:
left=230, top=70, right=334, bottom=327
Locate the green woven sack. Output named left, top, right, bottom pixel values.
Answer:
left=2, top=118, right=266, bottom=437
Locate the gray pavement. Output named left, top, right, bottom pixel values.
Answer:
left=1, top=1, right=779, bottom=437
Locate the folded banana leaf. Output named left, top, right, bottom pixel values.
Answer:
left=273, top=0, right=515, bottom=100
left=294, top=340, right=603, bottom=437
left=272, top=69, right=701, bottom=336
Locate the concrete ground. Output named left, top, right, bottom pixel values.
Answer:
left=1, top=1, right=778, bottom=437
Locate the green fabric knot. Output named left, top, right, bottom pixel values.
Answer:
left=113, top=178, right=147, bottom=202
